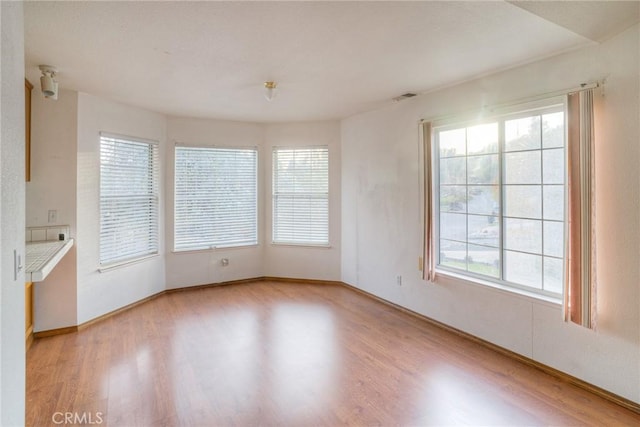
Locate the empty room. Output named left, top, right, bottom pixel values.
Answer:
left=1, top=1, right=640, bottom=425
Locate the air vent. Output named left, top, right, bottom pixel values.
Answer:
left=392, top=92, right=418, bottom=102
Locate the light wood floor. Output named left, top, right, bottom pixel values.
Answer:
left=27, top=281, right=640, bottom=426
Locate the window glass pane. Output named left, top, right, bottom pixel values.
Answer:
left=505, top=218, right=542, bottom=253
left=467, top=123, right=498, bottom=155
left=468, top=215, right=499, bottom=247
left=440, top=239, right=466, bottom=270
left=440, top=185, right=466, bottom=213
left=505, top=251, right=542, bottom=289
left=543, top=185, right=564, bottom=221
left=468, top=244, right=499, bottom=278
left=505, top=116, right=541, bottom=151
left=504, top=151, right=541, bottom=184
left=543, top=148, right=564, bottom=184
left=543, top=221, right=564, bottom=257
left=468, top=186, right=499, bottom=215
left=504, top=185, right=542, bottom=219
left=440, top=212, right=467, bottom=242
left=440, top=157, right=466, bottom=185
left=543, top=257, right=563, bottom=294
left=468, top=154, right=498, bottom=184
left=543, top=112, right=564, bottom=148
left=439, top=128, right=466, bottom=157
left=434, top=104, right=566, bottom=296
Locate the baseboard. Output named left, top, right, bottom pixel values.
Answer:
left=78, top=291, right=166, bottom=331
left=34, top=326, right=78, bottom=339
left=25, top=330, right=34, bottom=351
left=33, top=291, right=165, bottom=339
left=32, top=276, right=338, bottom=338
left=339, top=281, right=640, bottom=415
left=29, top=276, right=640, bottom=414
left=165, top=277, right=263, bottom=293
left=262, top=276, right=344, bottom=286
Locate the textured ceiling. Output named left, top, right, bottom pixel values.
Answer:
left=509, top=0, right=639, bottom=42
left=23, top=1, right=638, bottom=123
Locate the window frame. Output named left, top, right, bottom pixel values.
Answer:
left=271, top=145, right=330, bottom=247
left=99, top=132, right=160, bottom=269
left=173, top=144, right=258, bottom=252
left=432, top=97, right=567, bottom=300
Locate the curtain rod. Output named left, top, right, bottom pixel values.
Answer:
left=419, top=79, right=605, bottom=125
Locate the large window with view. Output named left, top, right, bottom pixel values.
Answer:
left=434, top=101, right=566, bottom=297
left=99, top=133, right=159, bottom=267
left=174, top=146, right=258, bottom=251
left=272, top=146, right=329, bottom=246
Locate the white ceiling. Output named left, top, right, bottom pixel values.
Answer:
left=24, top=1, right=639, bottom=123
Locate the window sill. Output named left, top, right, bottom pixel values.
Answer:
left=271, top=242, right=332, bottom=249
left=172, top=244, right=260, bottom=255
left=99, top=253, right=159, bottom=273
left=434, top=268, right=562, bottom=307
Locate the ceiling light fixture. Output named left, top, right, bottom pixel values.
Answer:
left=39, top=65, right=58, bottom=100
left=264, top=81, right=277, bottom=101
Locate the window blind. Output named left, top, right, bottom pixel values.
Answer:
left=272, top=146, right=329, bottom=245
left=174, top=146, right=258, bottom=251
left=99, top=134, right=159, bottom=266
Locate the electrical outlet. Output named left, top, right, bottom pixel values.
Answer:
left=221, top=258, right=229, bottom=267
left=48, top=209, right=57, bottom=223
left=396, top=275, right=402, bottom=286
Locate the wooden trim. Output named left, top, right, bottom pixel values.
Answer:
left=78, top=291, right=165, bottom=331
left=33, top=292, right=164, bottom=338
left=25, top=330, right=34, bottom=351
left=29, top=277, right=640, bottom=414
left=339, top=281, right=640, bottom=415
left=25, top=79, right=33, bottom=182
left=165, top=276, right=343, bottom=294
left=34, top=326, right=78, bottom=339
left=33, top=276, right=337, bottom=337
left=165, top=277, right=263, bottom=293
left=262, top=276, right=344, bottom=286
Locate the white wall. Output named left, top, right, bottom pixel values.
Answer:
left=0, top=1, right=26, bottom=424
left=341, top=25, right=640, bottom=403
left=27, top=89, right=78, bottom=331
left=76, top=93, right=167, bottom=324
left=264, top=122, right=341, bottom=281
left=164, top=119, right=342, bottom=288
left=165, top=117, right=265, bottom=288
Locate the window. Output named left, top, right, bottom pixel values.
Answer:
left=433, top=101, right=566, bottom=297
left=272, top=146, right=329, bottom=245
left=174, top=146, right=257, bottom=251
left=100, top=133, right=159, bottom=266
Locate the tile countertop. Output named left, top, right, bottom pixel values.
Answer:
left=25, top=239, right=74, bottom=282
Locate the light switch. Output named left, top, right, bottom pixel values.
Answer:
left=14, top=250, right=23, bottom=281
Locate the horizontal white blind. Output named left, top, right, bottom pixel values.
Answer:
left=100, top=134, right=159, bottom=266
left=174, top=146, right=258, bottom=251
left=273, top=146, right=329, bottom=245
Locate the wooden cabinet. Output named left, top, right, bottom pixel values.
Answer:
left=25, top=79, right=32, bottom=182
left=25, top=281, right=34, bottom=350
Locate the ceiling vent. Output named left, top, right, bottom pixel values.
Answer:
left=392, top=92, right=418, bottom=102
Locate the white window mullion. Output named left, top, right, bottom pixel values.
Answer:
left=434, top=101, right=565, bottom=299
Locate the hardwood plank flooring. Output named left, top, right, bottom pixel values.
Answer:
left=26, top=281, right=640, bottom=426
